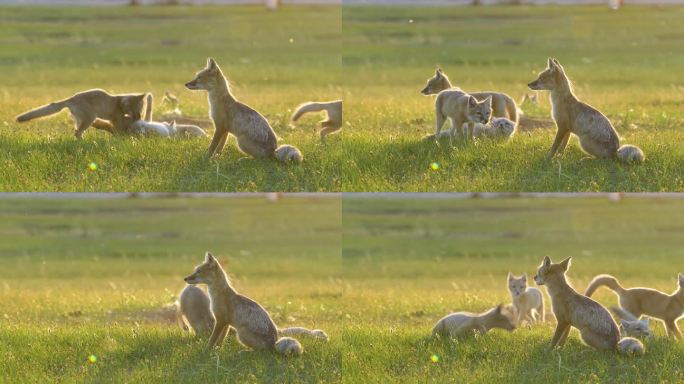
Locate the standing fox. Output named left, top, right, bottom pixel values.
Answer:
left=432, top=304, right=516, bottom=338
left=291, top=100, right=342, bottom=140
left=16, top=89, right=147, bottom=138
left=585, top=273, right=684, bottom=339
left=421, top=68, right=520, bottom=129
left=534, top=256, right=644, bottom=356
left=185, top=58, right=302, bottom=162
left=528, top=58, right=644, bottom=163
left=508, top=272, right=545, bottom=325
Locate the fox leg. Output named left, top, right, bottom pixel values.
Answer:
left=320, top=120, right=341, bottom=140
left=205, top=129, right=226, bottom=159
left=206, top=322, right=229, bottom=350
left=214, top=131, right=229, bottom=155
left=557, top=131, right=571, bottom=154
left=91, top=119, right=116, bottom=134
left=665, top=319, right=682, bottom=339
left=547, top=128, right=570, bottom=159
left=434, top=110, right=446, bottom=138
left=236, top=329, right=272, bottom=350
left=550, top=322, right=570, bottom=348
left=73, top=113, right=96, bottom=140
left=579, top=329, right=614, bottom=351
left=557, top=325, right=571, bottom=346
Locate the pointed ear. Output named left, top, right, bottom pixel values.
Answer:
left=508, top=272, right=513, bottom=280
left=207, top=57, right=217, bottom=69
left=495, top=304, right=503, bottom=314
left=523, top=273, right=528, bottom=281
left=468, top=96, right=477, bottom=107
left=542, top=256, right=551, bottom=267
left=547, top=57, right=556, bottom=69
left=642, top=317, right=650, bottom=325
left=204, top=251, right=215, bottom=263
left=435, top=68, right=442, bottom=77
left=679, top=273, right=684, bottom=286
left=483, top=96, right=492, bottom=106
left=559, top=257, right=572, bottom=271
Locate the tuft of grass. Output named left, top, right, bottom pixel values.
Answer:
left=342, top=5, right=684, bottom=191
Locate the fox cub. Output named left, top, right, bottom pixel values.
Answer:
left=610, top=307, right=654, bottom=340
left=186, top=58, right=302, bottom=163
left=16, top=89, right=146, bottom=138
left=529, top=58, right=644, bottom=163
left=176, top=285, right=215, bottom=336
left=508, top=272, right=545, bottom=326
left=291, top=100, right=342, bottom=140
left=534, top=256, right=643, bottom=356
left=432, top=304, right=515, bottom=338
left=421, top=68, right=520, bottom=129
left=585, top=273, right=683, bottom=339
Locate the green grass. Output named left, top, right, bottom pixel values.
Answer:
left=0, top=195, right=342, bottom=383
left=342, top=5, right=684, bottom=191
left=342, top=195, right=684, bottom=383
left=0, top=5, right=341, bottom=192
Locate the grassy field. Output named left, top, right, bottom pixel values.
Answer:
left=342, top=6, right=684, bottom=191
left=342, top=196, right=684, bottom=383
left=0, top=5, right=341, bottom=192
left=0, top=195, right=342, bottom=383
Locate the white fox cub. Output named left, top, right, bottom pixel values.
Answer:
left=585, top=273, right=684, bottom=339
left=432, top=304, right=515, bottom=338
left=507, top=272, right=545, bottom=326
left=610, top=306, right=654, bottom=340
left=131, top=94, right=207, bottom=138
left=528, top=58, right=644, bottom=163
left=470, top=117, right=516, bottom=139
left=185, top=58, right=302, bottom=163
left=534, top=256, right=644, bottom=356
left=184, top=252, right=309, bottom=356
left=176, top=285, right=215, bottom=336
left=421, top=68, right=520, bottom=130
left=291, top=100, right=342, bottom=140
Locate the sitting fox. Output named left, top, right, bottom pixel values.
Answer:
left=585, top=273, right=683, bottom=339
left=421, top=68, right=520, bottom=130
left=528, top=58, right=644, bottom=163
left=16, top=89, right=147, bottom=138
left=534, top=256, right=643, bottom=356
left=508, top=272, right=545, bottom=326
left=184, top=252, right=329, bottom=355
left=291, top=100, right=342, bottom=140
left=185, top=58, right=302, bottom=163
left=432, top=304, right=515, bottom=338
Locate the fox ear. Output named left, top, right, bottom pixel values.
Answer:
left=542, top=256, right=551, bottom=267
left=495, top=304, right=503, bottom=314
left=523, top=273, right=527, bottom=281
left=435, top=68, right=442, bottom=77
left=507, top=272, right=513, bottom=280
left=559, top=257, right=572, bottom=271
left=207, top=57, right=217, bottom=70
left=642, top=316, right=650, bottom=325
left=468, top=96, right=477, bottom=107
left=204, top=251, right=216, bottom=263
left=679, top=273, right=684, bottom=286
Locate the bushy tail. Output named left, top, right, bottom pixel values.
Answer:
left=274, top=337, right=303, bottom=356
left=274, top=145, right=303, bottom=163
left=144, top=93, right=153, bottom=122
left=291, top=102, right=326, bottom=122
left=610, top=306, right=638, bottom=322
left=617, top=144, right=644, bottom=163
left=279, top=327, right=329, bottom=341
left=585, top=274, right=625, bottom=297
left=16, top=100, right=68, bottom=122
left=617, top=337, right=645, bottom=356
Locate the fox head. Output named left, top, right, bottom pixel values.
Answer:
left=118, top=93, right=147, bottom=122
left=421, top=68, right=451, bottom=95
left=186, top=58, right=224, bottom=91
left=184, top=251, right=224, bottom=285
left=485, top=304, right=516, bottom=331
left=528, top=58, right=566, bottom=91
left=491, top=117, right=515, bottom=137
left=466, top=96, right=492, bottom=124
left=534, top=256, right=571, bottom=286
left=621, top=317, right=654, bottom=340
left=507, top=272, right=528, bottom=298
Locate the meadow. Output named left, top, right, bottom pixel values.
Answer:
left=342, top=5, right=684, bottom=191
left=0, top=195, right=342, bottom=383
left=342, top=195, right=684, bottom=383
left=0, top=5, right=341, bottom=192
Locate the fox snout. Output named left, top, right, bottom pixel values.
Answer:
left=185, top=81, right=198, bottom=90
left=184, top=274, right=198, bottom=284
left=533, top=275, right=544, bottom=285
left=420, top=86, right=429, bottom=95
left=528, top=81, right=542, bottom=90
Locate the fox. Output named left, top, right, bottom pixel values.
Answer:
left=508, top=272, right=545, bottom=326
left=432, top=304, right=515, bottom=338
left=16, top=89, right=147, bottom=139
left=610, top=307, right=654, bottom=340
left=185, top=58, right=302, bottom=163
left=421, top=68, right=519, bottom=129
left=176, top=284, right=215, bottom=336
left=528, top=58, right=644, bottom=163
left=471, top=117, right=516, bottom=139
left=291, top=100, right=342, bottom=140
left=426, top=90, right=493, bottom=143
left=184, top=252, right=303, bottom=356
left=584, top=273, right=684, bottom=339
left=534, top=256, right=644, bottom=356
